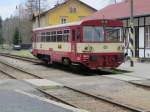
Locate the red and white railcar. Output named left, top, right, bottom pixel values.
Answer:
left=32, top=19, right=125, bottom=69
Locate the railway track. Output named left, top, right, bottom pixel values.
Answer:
left=0, top=56, right=146, bottom=112
left=0, top=53, right=41, bottom=63
left=0, top=53, right=126, bottom=75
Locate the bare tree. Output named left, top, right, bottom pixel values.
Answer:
left=2, top=5, right=33, bottom=46
left=0, top=16, right=4, bottom=46
left=26, top=0, right=49, bottom=16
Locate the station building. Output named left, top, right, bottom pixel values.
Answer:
left=32, top=0, right=97, bottom=28
left=84, top=0, right=150, bottom=59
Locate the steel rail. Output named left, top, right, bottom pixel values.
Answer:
left=0, top=53, right=41, bottom=63
left=64, top=86, right=144, bottom=112
left=0, top=60, right=42, bottom=79
left=129, top=81, right=150, bottom=90
left=0, top=68, right=17, bottom=79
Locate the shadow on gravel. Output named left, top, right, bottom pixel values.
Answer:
left=34, top=62, right=131, bottom=76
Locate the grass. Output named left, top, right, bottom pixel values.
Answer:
left=0, top=47, right=36, bottom=59
left=11, top=50, right=35, bottom=58
left=40, top=86, right=62, bottom=91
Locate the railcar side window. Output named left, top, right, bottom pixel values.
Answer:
left=33, top=34, right=36, bottom=42
left=51, top=31, right=56, bottom=42
left=36, top=33, right=41, bottom=42
left=38, top=33, right=41, bottom=42
left=46, top=32, right=51, bottom=42
left=63, top=30, right=70, bottom=42
left=57, top=31, right=63, bottom=42
left=41, top=32, right=46, bottom=42
left=36, top=30, right=71, bottom=42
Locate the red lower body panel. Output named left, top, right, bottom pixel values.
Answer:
left=32, top=49, right=124, bottom=69
left=74, top=53, right=124, bottom=69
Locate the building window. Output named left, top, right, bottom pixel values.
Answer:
left=145, top=26, right=150, bottom=48
left=60, top=17, right=67, bottom=24
left=69, top=6, right=77, bottom=13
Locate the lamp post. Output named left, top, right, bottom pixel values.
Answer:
left=38, top=0, right=41, bottom=27
left=16, top=5, right=21, bottom=45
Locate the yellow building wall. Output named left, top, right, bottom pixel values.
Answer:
left=32, top=0, right=96, bottom=28
left=47, top=0, right=96, bottom=25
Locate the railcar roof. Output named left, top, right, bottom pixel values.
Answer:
left=33, top=21, right=82, bottom=31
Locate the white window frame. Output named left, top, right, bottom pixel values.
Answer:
left=60, top=16, right=68, bottom=24
left=145, top=26, right=150, bottom=48
left=69, top=6, right=77, bottom=13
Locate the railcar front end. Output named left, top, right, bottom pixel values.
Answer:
left=71, top=21, right=125, bottom=69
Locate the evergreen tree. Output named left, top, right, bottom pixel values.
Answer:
left=0, top=16, right=4, bottom=45
left=0, top=16, right=2, bottom=28
left=13, top=28, right=22, bottom=45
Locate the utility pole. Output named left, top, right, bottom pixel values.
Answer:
left=129, top=0, right=135, bottom=67
left=130, top=0, right=134, bottom=24
left=38, top=0, right=41, bottom=27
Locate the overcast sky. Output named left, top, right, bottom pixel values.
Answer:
left=0, top=0, right=122, bottom=20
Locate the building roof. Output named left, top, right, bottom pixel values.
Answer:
left=84, top=0, right=150, bottom=20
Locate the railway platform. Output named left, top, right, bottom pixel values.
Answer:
left=0, top=80, right=87, bottom=112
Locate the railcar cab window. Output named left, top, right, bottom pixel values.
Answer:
left=83, top=26, right=104, bottom=42
left=105, top=27, right=123, bottom=42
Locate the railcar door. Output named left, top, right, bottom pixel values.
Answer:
left=71, top=28, right=81, bottom=61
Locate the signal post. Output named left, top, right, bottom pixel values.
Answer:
left=129, top=0, right=135, bottom=67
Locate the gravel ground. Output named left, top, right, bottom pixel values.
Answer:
left=0, top=63, right=35, bottom=79
left=0, top=56, right=150, bottom=111
left=0, top=72, right=12, bottom=79
left=46, top=87, right=131, bottom=112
